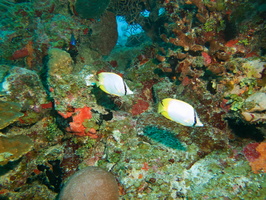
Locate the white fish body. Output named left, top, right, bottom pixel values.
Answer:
left=158, top=98, right=203, bottom=127
left=97, top=72, right=134, bottom=96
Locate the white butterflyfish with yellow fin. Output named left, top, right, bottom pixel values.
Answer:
left=97, top=72, right=134, bottom=96
left=158, top=98, right=203, bottom=127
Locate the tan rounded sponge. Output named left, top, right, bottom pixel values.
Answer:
left=59, top=166, right=119, bottom=200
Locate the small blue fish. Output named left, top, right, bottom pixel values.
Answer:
left=70, top=34, right=77, bottom=46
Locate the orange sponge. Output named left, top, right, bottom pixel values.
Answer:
left=59, top=106, right=97, bottom=138
left=68, top=107, right=95, bottom=137
left=249, top=142, right=266, bottom=173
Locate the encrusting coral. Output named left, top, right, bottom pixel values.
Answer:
left=47, top=48, right=73, bottom=79
left=47, top=48, right=75, bottom=112
left=1, top=66, right=50, bottom=125
left=0, top=101, right=23, bottom=130
left=0, top=134, right=33, bottom=165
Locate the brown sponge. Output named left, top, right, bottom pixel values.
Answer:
left=59, top=166, right=119, bottom=200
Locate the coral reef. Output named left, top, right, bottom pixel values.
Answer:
left=2, top=67, right=48, bottom=106
left=48, top=48, right=73, bottom=80
left=47, top=48, right=75, bottom=112
left=0, top=0, right=266, bottom=199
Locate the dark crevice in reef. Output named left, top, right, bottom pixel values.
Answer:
left=227, top=119, right=264, bottom=142
left=26, top=160, right=63, bottom=193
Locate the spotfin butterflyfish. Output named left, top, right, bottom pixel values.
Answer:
left=97, top=72, right=134, bottom=96
left=158, top=98, right=203, bottom=127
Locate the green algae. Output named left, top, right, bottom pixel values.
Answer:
left=203, top=18, right=217, bottom=32
left=72, top=136, right=97, bottom=159
left=238, top=38, right=249, bottom=46
left=107, top=150, right=122, bottom=163
left=226, top=94, right=245, bottom=111
left=143, top=126, right=186, bottom=151
left=83, top=116, right=100, bottom=132
left=46, top=121, right=64, bottom=142
left=18, top=110, right=40, bottom=125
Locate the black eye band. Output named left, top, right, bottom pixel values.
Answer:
left=123, top=81, right=127, bottom=95
left=192, top=109, right=197, bottom=127
left=161, top=100, right=164, bottom=106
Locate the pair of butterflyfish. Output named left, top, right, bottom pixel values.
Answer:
left=97, top=72, right=134, bottom=96
left=158, top=98, right=204, bottom=127
left=97, top=72, right=203, bottom=127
